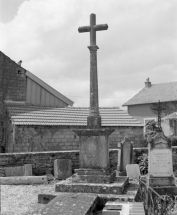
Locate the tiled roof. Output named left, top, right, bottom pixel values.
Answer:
left=123, top=82, right=177, bottom=106
left=163, top=112, right=177, bottom=120
left=6, top=104, right=143, bottom=127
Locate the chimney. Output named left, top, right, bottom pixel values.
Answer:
left=145, top=78, right=151, bottom=88
left=18, top=60, right=22, bottom=66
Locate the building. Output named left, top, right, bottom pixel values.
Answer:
left=123, top=78, right=177, bottom=136
left=6, top=105, right=143, bottom=152
left=0, top=51, right=144, bottom=153
left=0, top=51, right=73, bottom=152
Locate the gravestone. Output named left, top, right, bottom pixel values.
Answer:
left=54, top=159, right=72, bottom=180
left=148, top=131, right=175, bottom=187
left=126, top=164, right=140, bottom=180
left=23, top=164, right=32, bottom=176
left=118, top=138, right=133, bottom=176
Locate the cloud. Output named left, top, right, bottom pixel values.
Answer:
left=0, top=0, right=176, bottom=109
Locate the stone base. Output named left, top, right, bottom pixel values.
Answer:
left=74, top=168, right=116, bottom=184
left=55, top=176, right=129, bottom=195
left=73, top=172, right=116, bottom=184
left=148, top=175, right=176, bottom=187
left=87, top=115, right=101, bottom=128
left=116, top=170, right=126, bottom=177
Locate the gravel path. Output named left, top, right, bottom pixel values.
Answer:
left=1, top=183, right=55, bottom=215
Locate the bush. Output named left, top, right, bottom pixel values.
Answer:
left=137, top=153, right=148, bottom=175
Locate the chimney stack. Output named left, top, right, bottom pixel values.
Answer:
left=18, top=60, right=22, bottom=66
left=145, top=78, right=151, bottom=88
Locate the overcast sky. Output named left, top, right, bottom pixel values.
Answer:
left=0, top=0, right=176, bottom=108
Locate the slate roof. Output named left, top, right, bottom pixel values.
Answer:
left=6, top=104, right=143, bottom=127
left=123, top=82, right=177, bottom=106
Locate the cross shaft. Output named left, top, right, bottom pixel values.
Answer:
left=78, top=14, right=108, bottom=128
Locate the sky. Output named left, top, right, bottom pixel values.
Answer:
left=0, top=0, right=176, bottom=108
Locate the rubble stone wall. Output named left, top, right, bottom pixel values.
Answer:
left=7, top=125, right=144, bottom=152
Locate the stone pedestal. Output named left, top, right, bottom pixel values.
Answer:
left=73, top=128, right=115, bottom=184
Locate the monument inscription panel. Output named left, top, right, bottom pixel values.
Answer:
left=150, top=149, right=173, bottom=177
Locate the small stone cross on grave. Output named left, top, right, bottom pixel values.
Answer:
left=152, top=100, right=165, bottom=132
left=78, top=13, right=108, bottom=128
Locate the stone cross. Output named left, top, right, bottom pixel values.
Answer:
left=152, top=100, right=165, bottom=132
left=78, top=13, right=108, bottom=128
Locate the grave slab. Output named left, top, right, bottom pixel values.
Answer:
left=54, top=159, right=72, bottom=180
left=103, top=202, right=145, bottom=215
left=0, top=175, right=47, bottom=185
left=0, top=164, right=33, bottom=177
left=39, top=192, right=98, bottom=215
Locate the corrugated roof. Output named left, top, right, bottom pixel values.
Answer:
left=6, top=104, right=143, bottom=127
left=123, top=82, right=177, bottom=106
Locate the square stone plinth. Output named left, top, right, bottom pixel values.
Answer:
left=73, top=129, right=114, bottom=170
left=55, top=176, right=129, bottom=195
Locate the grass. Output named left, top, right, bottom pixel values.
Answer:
left=1, top=182, right=55, bottom=215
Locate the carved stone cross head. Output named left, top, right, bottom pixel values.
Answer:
left=78, top=13, right=108, bottom=46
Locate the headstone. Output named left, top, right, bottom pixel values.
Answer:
left=119, top=138, right=133, bottom=176
left=126, top=164, right=140, bottom=180
left=23, top=164, right=32, bottom=176
left=54, top=159, right=72, bottom=180
left=148, top=131, right=175, bottom=187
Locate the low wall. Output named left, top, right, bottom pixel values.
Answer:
left=0, top=149, right=118, bottom=175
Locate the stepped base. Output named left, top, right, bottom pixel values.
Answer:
left=55, top=176, right=129, bottom=195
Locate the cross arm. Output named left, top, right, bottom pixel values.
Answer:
left=93, top=24, right=108, bottom=31
left=78, top=26, right=91, bottom=33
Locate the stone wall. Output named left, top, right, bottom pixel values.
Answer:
left=7, top=125, right=144, bottom=152
left=0, top=149, right=118, bottom=175
left=0, top=52, right=27, bottom=152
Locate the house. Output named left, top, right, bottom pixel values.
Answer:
left=123, top=78, right=177, bottom=136
left=0, top=51, right=74, bottom=152
left=5, top=104, right=143, bottom=152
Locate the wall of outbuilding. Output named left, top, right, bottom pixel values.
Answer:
left=0, top=52, right=26, bottom=152
left=6, top=125, right=144, bottom=153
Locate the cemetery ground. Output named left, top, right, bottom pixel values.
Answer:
left=1, top=182, right=54, bottom=215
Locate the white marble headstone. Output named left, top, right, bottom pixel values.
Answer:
left=126, top=164, right=141, bottom=179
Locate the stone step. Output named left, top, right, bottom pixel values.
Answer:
left=39, top=193, right=98, bottom=215
left=0, top=176, right=47, bottom=185
left=55, top=176, right=129, bottom=195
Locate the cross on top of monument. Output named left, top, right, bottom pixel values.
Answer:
left=78, top=14, right=108, bottom=129
left=78, top=13, right=108, bottom=46
left=152, top=100, right=166, bottom=132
